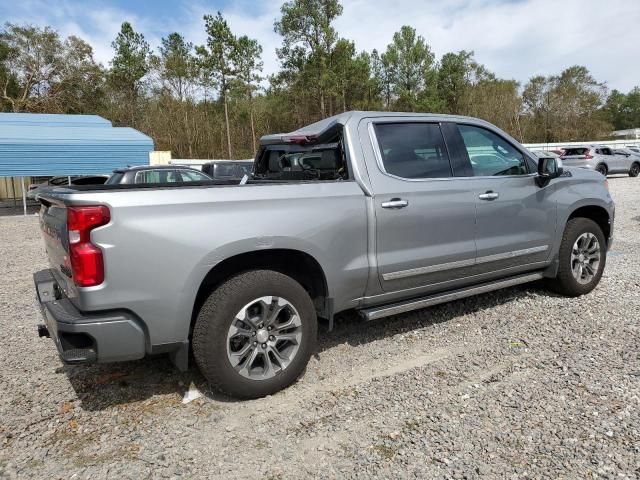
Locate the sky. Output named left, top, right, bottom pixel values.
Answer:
left=1, top=0, right=639, bottom=92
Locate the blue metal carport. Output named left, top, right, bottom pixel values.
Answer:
left=0, top=113, right=154, bottom=214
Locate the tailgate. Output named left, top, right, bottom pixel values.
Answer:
left=38, top=197, right=75, bottom=298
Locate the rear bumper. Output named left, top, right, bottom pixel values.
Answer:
left=34, top=269, right=146, bottom=365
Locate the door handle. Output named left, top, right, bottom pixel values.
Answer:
left=478, top=191, right=499, bottom=201
left=381, top=198, right=409, bottom=209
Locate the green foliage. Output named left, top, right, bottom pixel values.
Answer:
left=107, top=22, right=151, bottom=126
left=153, top=33, right=197, bottom=100
left=605, top=87, right=640, bottom=131
left=196, top=12, right=263, bottom=156
left=521, top=66, right=611, bottom=142
left=381, top=26, right=435, bottom=110
left=0, top=33, right=19, bottom=111
left=197, top=13, right=237, bottom=92
left=109, top=22, right=150, bottom=92
left=233, top=35, right=263, bottom=94
left=274, top=0, right=345, bottom=118
left=0, top=23, right=103, bottom=113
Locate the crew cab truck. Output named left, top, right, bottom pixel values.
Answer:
left=34, top=111, right=614, bottom=399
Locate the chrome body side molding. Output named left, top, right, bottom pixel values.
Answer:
left=382, top=245, right=549, bottom=281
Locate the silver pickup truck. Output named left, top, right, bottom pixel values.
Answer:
left=34, top=111, right=615, bottom=399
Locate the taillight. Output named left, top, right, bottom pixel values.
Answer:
left=67, top=206, right=110, bottom=287
left=282, top=134, right=318, bottom=145
left=584, top=149, right=593, bottom=160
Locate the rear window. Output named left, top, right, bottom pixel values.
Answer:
left=563, top=148, right=590, bottom=156
left=256, top=143, right=346, bottom=181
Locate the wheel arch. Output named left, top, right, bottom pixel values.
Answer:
left=190, top=249, right=330, bottom=336
left=595, top=162, right=608, bottom=174
left=567, top=205, right=611, bottom=244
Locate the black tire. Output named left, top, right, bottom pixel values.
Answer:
left=595, top=164, right=608, bottom=176
left=629, top=162, right=640, bottom=177
left=192, top=270, right=317, bottom=399
left=547, top=218, right=606, bottom=297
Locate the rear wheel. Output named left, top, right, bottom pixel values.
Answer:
left=192, top=270, right=317, bottom=399
left=595, top=164, right=608, bottom=176
left=547, top=218, right=606, bottom=297
left=629, top=162, right=640, bottom=177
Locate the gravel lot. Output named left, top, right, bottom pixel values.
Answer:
left=1, top=177, right=639, bottom=479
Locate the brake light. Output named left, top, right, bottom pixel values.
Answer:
left=282, top=134, right=318, bottom=145
left=584, top=149, right=593, bottom=160
left=67, top=206, right=110, bottom=287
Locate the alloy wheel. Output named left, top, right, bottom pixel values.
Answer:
left=570, top=232, right=601, bottom=285
left=226, top=296, right=302, bottom=380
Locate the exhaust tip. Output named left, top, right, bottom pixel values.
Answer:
left=37, top=324, right=50, bottom=338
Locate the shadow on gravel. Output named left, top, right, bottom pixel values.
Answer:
left=62, top=282, right=554, bottom=411
left=315, top=282, right=556, bottom=354
left=60, top=356, right=240, bottom=411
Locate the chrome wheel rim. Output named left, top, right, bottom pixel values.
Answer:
left=226, top=296, right=302, bottom=381
left=570, top=233, right=600, bottom=285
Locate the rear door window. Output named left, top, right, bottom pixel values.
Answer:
left=135, top=169, right=183, bottom=184
left=373, top=123, right=452, bottom=179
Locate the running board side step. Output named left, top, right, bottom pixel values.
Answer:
left=359, top=272, right=545, bottom=321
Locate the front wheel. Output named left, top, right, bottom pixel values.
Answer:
left=629, top=162, right=640, bottom=177
left=192, top=270, right=317, bottom=399
left=547, top=218, right=607, bottom=297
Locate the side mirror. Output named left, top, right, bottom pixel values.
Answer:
left=535, top=156, right=563, bottom=187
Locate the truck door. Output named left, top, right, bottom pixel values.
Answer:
left=443, top=123, right=556, bottom=277
left=359, top=119, right=478, bottom=295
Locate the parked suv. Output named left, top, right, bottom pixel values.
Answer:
left=561, top=146, right=640, bottom=177
left=33, top=111, right=614, bottom=399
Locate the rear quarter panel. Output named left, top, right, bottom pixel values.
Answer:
left=63, top=182, right=368, bottom=348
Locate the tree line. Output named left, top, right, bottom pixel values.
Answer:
left=1, top=0, right=638, bottom=160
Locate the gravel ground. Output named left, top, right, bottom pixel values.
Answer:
left=1, top=177, right=639, bottom=479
